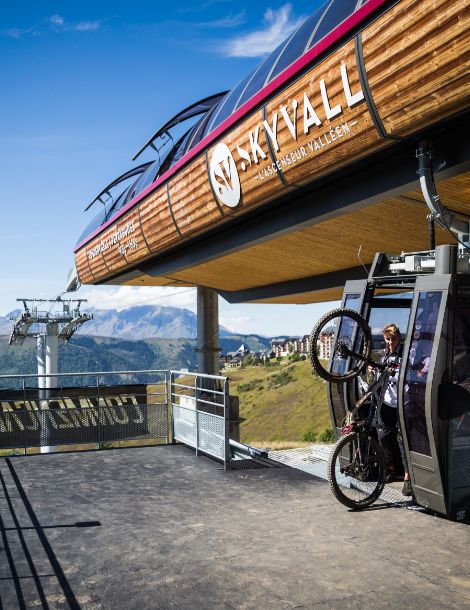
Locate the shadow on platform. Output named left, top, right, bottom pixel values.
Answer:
left=1, top=445, right=470, bottom=609
left=0, top=457, right=100, bottom=609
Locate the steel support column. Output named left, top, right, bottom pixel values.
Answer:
left=36, top=335, right=46, bottom=399
left=45, top=323, right=58, bottom=390
left=196, top=287, right=220, bottom=376
left=42, top=324, right=59, bottom=453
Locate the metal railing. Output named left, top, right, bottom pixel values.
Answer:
left=0, top=370, right=231, bottom=468
left=0, top=370, right=169, bottom=451
left=170, top=371, right=230, bottom=470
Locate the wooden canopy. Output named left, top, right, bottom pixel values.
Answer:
left=74, top=0, right=470, bottom=304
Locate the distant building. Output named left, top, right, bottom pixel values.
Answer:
left=317, top=331, right=335, bottom=360
left=220, top=332, right=333, bottom=366
left=269, top=332, right=334, bottom=360
left=221, top=343, right=250, bottom=368
left=270, top=336, right=309, bottom=357
left=270, top=339, right=287, bottom=357
left=298, top=335, right=310, bottom=355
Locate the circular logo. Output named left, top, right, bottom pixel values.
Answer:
left=209, top=142, right=241, bottom=208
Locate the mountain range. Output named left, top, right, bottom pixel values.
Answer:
left=0, top=334, right=272, bottom=383
left=0, top=304, right=273, bottom=379
left=0, top=305, right=234, bottom=340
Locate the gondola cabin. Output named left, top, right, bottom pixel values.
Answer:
left=332, top=245, right=470, bottom=520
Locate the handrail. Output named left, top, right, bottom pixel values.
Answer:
left=0, top=369, right=168, bottom=380
left=170, top=370, right=228, bottom=381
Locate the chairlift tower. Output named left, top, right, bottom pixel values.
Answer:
left=9, top=298, right=93, bottom=452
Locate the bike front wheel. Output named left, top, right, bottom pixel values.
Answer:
left=309, top=307, right=372, bottom=382
left=327, top=431, right=386, bottom=510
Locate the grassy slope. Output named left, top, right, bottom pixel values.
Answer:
left=226, top=359, right=331, bottom=444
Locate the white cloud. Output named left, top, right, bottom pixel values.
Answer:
left=77, top=285, right=197, bottom=312
left=219, top=312, right=257, bottom=334
left=74, top=21, right=101, bottom=32
left=222, top=3, right=304, bottom=58
left=199, top=11, right=246, bottom=29
left=177, top=0, right=234, bottom=13
left=49, top=15, right=64, bottom=26
left=3, top=15, right=101, bottom=38
left=60, top=287, right=339, bottom=337
left=2, top=25, right=40, bottom=38
left=48, top=15, right=101, bottom=33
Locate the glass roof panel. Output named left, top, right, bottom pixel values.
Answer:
left=207, top=0, right=361, bottom=132
left=123, top=160, right=161, bottom=205
left=231, top=37, right=297, bottom=111
left=76, top=210, right=106, bottom=246
left=266, top=4, right=328, bottom=83
left=307, top=0, right=358, bottom=49
left=76, top=183, right=133, bottom=246
left=205, top=72, right=255, bottom=135
left=132, top=91, right=227, bottom=162
left=186, top=105, right=219, bottom=150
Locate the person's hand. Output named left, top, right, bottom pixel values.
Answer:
left=366, top=366, right=376, bottom=385
left=417, top=356, right=431, bottom=378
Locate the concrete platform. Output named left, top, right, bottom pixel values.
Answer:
left=1, top=445, right=470, bottom=609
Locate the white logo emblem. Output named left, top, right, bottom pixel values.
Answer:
left=209, top=142, right=241, bottom=208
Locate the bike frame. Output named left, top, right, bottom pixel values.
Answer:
left=338, top=341, right=395, bottom=434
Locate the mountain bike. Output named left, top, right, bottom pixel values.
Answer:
left=309, top=307, right=399, bottom=509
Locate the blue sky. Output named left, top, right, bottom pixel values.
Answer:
left=0, top=0, right=339, bottom=336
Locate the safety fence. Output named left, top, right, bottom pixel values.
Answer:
left=170, top=371, right=230, bottom=469
left=0, top=369, right=231, bottom=468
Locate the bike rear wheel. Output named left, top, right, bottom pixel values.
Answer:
left=328, top=431, right=386, bottom=510
left=309, top=307, right=372, bottom=382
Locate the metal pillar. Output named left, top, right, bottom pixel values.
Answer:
left=36, top=335, right=46, bottom=400
left=196, top=287, right=220, bottom=376
left=42, top=324, right=59, bottom=453
left=9, top=297, right=92, bottom=456
left=45, top=323, right=58, bottom=390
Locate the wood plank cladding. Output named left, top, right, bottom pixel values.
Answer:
left=363, top=0, right=470, bottom=137
left=168, top=155, right=223, bottom=236
left=404, top=172, right=470, bottom=217
left=252, top=288, right=344, bottom=305
left=75, top=0, right=469, bottom=286
left=265, top=40, right=384, bottom=187
left=169, top=196, right=448, bottom=292
left=75, top=248, right=94, bottom=285
left=138, top=187, right=178, bottom=253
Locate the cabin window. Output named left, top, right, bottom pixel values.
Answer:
left=403, top=291, right=442, bottom=457
left=329, top=293, right=361, bottom=427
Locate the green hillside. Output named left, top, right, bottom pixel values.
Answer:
left=0, top=335, right=331, bottom=446
left=0, top=334, right=271, bottom=383
left=227, top=358, right=331, bottom=445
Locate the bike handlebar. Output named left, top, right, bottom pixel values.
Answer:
left=335, top=341, right=400, bottom=373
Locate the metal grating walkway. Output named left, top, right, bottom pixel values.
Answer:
left=269, top=444, right=415, bottom=507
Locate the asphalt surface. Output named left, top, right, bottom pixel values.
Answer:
left=1, top=445, right=470, bottom=609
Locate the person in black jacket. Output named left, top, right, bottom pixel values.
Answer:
left=378, top=324, right=411, bottom=497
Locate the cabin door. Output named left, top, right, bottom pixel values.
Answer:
left=327, top=280, right=369, bottom=435
left=398, top=275, right=450, bottom=515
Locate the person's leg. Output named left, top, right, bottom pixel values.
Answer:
left=396, top=426, right=412, bottom=496
left=378, top=405, right=398, bottom=476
